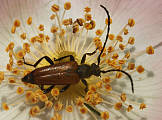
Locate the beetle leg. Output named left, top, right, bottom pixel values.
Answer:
left=81, top=48, right=98, bottom=64
left=81, top=79, right=88, bottom=93
left=54, top=55, right=75, bottom=62
left=60, top=85, right=70, bottom=92
left=39, top=85, right=55, bottom=94
left=23, top=56, right=54, bottom=68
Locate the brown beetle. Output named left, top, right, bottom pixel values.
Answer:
left=22, top=5, right=134, bottom=94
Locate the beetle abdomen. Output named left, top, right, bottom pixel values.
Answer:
left=32, top=61, right=80, bottom=85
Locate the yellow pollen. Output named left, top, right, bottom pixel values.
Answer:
left=76, top=18, right=85, bottom=26
left=127, top=105, right=133, bottom=112
left=51, top=88, right=60, bottom=97
left=66, top=105, right=73, bottom=112
left=27, top=17, right=32, bottom=25
left=45, top=100, right=53, bottom=109
left=84, top=23, right=92, bottom=30
left=84, top=7, right=91, bottom=13
left=51, top=26, right=58, bottom=33
left=116, top=35, right=123, bottom=42
left=101, top=111, right=109, bottom=120
left=128, top=18, right=135, bottom=27
left=45, top=35, right=50, bottom=42
left=16, top=49, right=26, bottom=59
left=64, top=2, right=71, bottom=10
left=118, top=60, right=126, bottom=65
left=51, top=4, right=59, bottom=12
left=112, top=53, right=119, bottom=60
left=6, top=64, right=12, bottom=71
left=96, top=81, right=103, bottom=88
left=107, top=46, right=114, bottom=53
left=52, top=113, right=62, bottom=120
left=140, top=103, right=146, bottom=110
left=20, top=33, right=27, bottom=40
left=17, top=60, right=24, bottom=66
left=16, top=87, right=24, bottom=95
left=39, top=94, right=48, bottom=102
left=116, top=72, right=122, bottom=78
left=90, top=20, right=96, bottom=29
left=89, top=85, right=97, bottom=93
left=23, top=43, right=30, bottom=53
left=128, top=37, right=135, bottom=45
left=62, top=19, right=71, bottom=26
left=102, top=77, right=111, bottom=83
left=2, top=103, right=9, bottom=111
left=54, top=102, right=63, bottom=111
left=119, top=44, right=125, bottom=50
left=38, top=24, right=44, bottom=31
left=59, top=29, right=66, bottom=36
left=128, top=62, right=135, bottom=70
left=8, top=77, right=15, bottom=83
left=120, top=93, right=126, bottom=102
left=12, top=68, right=20, bottom=75
left=136, top=65, right=144, bottom=73
left=85, top=14, right=92, bottom=21
left=14, top=19, right=21, bottom=27
left=76, top=97, right=84, bottom=106
left=0, top=71, right=4, bottom=81
left=109, top=34, right=115, bottom=40
left=114, top=102, right=122, bottom=110
left=8, top=42, right=15, bottom=50
left=80, top=107, right=87, bottom=114
left=29, top=106, right=40, bottom=116
left=95, top=29, right=103, bottom=36
left=50, top=14, right=56, bottom=20
left=105, top=84, right=112, bottom=92
left=124, top=28, right=129, bottom=35
left=125, top=52, right=130, bottom=59
left=146, top=46, right=154, bottom=55
left=26, top=91, right=35, bottom=100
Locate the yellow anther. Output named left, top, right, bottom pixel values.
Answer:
left=54, top=102, right=63, bottom=111
left=35, top=89, right=44, bottom=96
left=27, top=17, right=32, bottom=25
left=124, top=28, right=129, bottom=35
left=6, top=64, right=12, bottom=71
left=38, top=24, right=44, bottom=31
left=125, top=52, right=130, bottom=59
left=112, top=53, right=119, bottom=60
left=105, top=17, right=112, bottom=25
left=9, top=58, right=13, bottom=65
left=59, top=29, right=66, bottom=36
left=116, top=35, right=123, bottom=42
left=39, top=94, right=48, bottom=102
left=31, top=96, right=39, bottom=104
left=128, top=37, right=135, bottom=45
left=76, top=97, right=84, bottom=106
left=66, top=105, right=73, bottom=112
left=93, top=37, right=100, bottom=43
left=8, top=77, right=16, bottom=83
left=14, top=19, right=21, bottom=27
left=76, top=18, right=85, bottom=26
left=11, top=25, right=16, bottom=33
left=116, top=72, right=122, bottom=78
left=89, top=85, right=97, bottom=93
left=128, top=18, right=135, bottom=27
left=9, top=51, right=13, bottom=58
left=45, top=100, right=53, bottom=109
left=64, top=2, right=71, bottom=10
left=52, top=113, right=62, bottom=120
left=118, top=60, right=126, bottom=65
left=25, top=91, right=34, bottom=100
left=146, top=46, right=154, bottom=55
left=8, top=42, right=14, bottom=50
left=29, top=106, right=40, bottom=116
left=23, top=70, right=32, bottom=76
left=85, top=14, right=92, bottom=21
left=95, top=29, right=103, bottom=36
left=136, top=65, right=144, bottom=73
left=16, top=49, right=26, bottom=59
left=102, top=77, right=110, bottom=83
left=109, top=34, right=115, bottom=40
left=16, top=60, right=23, bottom=66
left=128, top=62, right=135, bottom=70
left=127, top=105, right=133, bottom=112
left=23, top=43, right=30, bottom=53
left=2, top=103, right=9, bottom=111
left=62, top=19, right=71, bottom=26
left=140, top=103, right=146, bottom=110
left=84, top=23, right=92, bottom=30
left=120, top=93, right=126, bottom=102
left=96, top=81, right=102, bottom=88
left=16, top=87, right=24, bottom=95
left=50, top=14, right=56, bottom=20
left=51, top=88, right=60, bottom=97
left=107, top=46, right=114, bottom=53
left=80, top=107, right=87, bottom=114
left=114, top=102, right=122, bottom=110
left=90, top=20, right=96, bottom=29
left=12, top=68, right=20, bottom=75
left=0, top=72, right=4, bottom=81
left=51, top=4, right=59, bottom=12
left=101, top=111, right=109, bottom=120
left=119, top=44, right=125, bottom=50
left=20, top=33, right=27, bottom=40
left=30, top=36, right=37, bottom=44
left=51, top=26, right=58, bottom=33
left=105, top=84, right=112, bottom=92
left=45, top=35, right=50, bottom=42
left=84, top=7, right=91, bottom=13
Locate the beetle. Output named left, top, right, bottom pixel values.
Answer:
left=22, top=5, right=134, bottom=94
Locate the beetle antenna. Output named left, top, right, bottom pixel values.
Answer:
left=97, top=5, right=111, bottom=66
left=101, top=69, right=134, bottom=93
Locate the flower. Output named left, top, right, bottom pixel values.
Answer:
left=0, top=0, right=162, bottom=120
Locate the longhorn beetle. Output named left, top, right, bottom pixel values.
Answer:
left=22, top=5, right=134, bottom=94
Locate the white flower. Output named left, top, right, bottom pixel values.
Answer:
left=0, top=0, right=162, bottom=120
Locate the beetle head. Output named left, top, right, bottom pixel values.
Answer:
left=90, top=63, right=101, bottom=77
